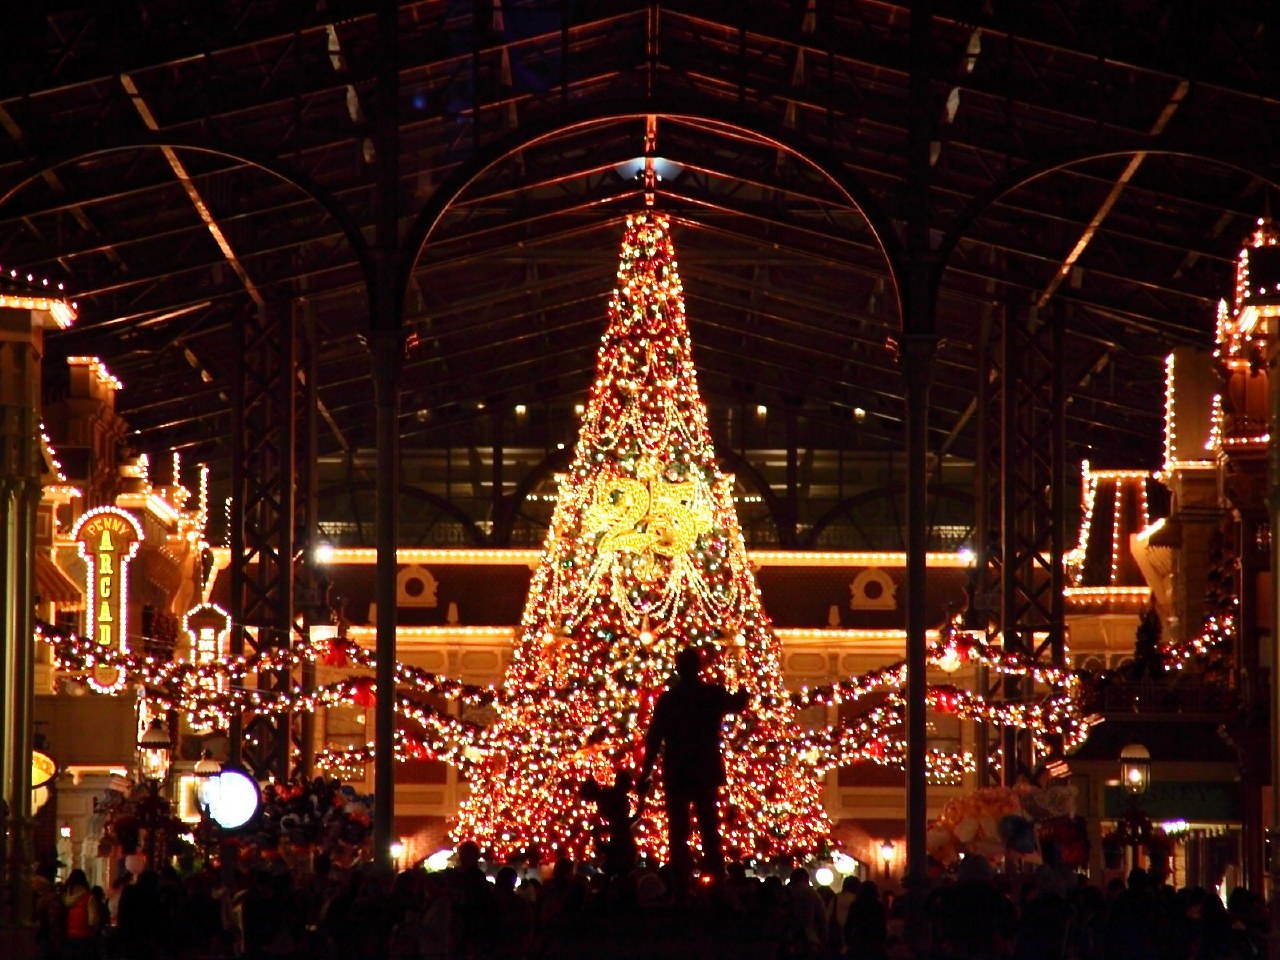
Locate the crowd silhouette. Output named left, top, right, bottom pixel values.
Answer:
left=28, top=854, right=1272, bottom=959
left=29, top=653, right=1270, bottom=959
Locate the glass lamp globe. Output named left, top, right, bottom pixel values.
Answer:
left=1119, top=743, right=1151, bottom=796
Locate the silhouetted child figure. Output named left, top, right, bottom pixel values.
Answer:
left=581, top=770, right=640, bottom=877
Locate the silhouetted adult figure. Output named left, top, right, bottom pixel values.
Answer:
left=61, top=868, right=102, bottom=960
left=116, top=869, right=164, bottom=959
left=31, top=861, right=64, bottom=960
left=1012, top=866, right=1072, bottom=960
left=927, top=855, right=1017, bottom=959
left=844, top=879, right=887, bottom=960
left=786, top=867, right=829, bottom=959
left=1103, top=867, right=1162, bottom=960
left=637, top=645, right=748, bottom=881
left=450, top=840, right=497, bottom=960
left=492, top=865, right=534, bottom=957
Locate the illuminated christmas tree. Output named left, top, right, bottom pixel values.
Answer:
left=452, top=213, right=831, bottom=865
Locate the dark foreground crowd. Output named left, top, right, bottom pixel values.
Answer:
left=30, top=850, right=1271, bottom=960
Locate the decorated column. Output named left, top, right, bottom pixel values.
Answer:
left=0, top=278, right=74, bottom=942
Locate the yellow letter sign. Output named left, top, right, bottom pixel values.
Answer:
left=71, top=507, right=144, bottom=692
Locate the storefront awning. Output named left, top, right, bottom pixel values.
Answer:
left=35, top=553, right=82, bottom=608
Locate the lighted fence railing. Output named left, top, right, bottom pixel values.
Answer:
left=1095, top=679, right=1234, bottom=716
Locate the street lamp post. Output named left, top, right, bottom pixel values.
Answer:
left=1120, top=743, right=1151, bottom=797
left=137, top=718, right=172, bottom=784
left=136, top=717, right=174, bottom=872
left=192, top=750, right=222, bottom=862
left=880, top=839, right=896, bottom=881
left=1117, top=743, right=1153, bottom=871
left=193, top=750, right=222, bottom=803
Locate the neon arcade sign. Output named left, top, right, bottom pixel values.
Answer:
left=71, top=507, right=143, bottom=693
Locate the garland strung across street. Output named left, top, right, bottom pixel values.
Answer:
left=40, top=603, right=1224, bottom=791
left=38, top=617, right=1095, bottom=770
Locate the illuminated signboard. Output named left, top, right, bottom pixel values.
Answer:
left=71, top=507, right=143, bottom=693
left=183, top=603, right=230, bottom=731
left=32, top=749, right=57, bottom=812
left=31, top=750, right=56, bottom=789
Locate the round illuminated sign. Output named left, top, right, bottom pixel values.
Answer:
left=31, top=751, right=57, bottom=815
left=91, top=665, right=125, bottom=690
left=31, top=750, right=57, bottom=791
left=206, top=769, right=261, bottom=830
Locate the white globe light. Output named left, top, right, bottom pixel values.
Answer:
left=425, top=848, right=454, bottom=871
left=832, top=851, right=858, bottom=875
left=206, top=769, right=260, bottom=830
left=814, top=866, right=835, bottom=888
left=197, top=774, right=222, bottom=811
left=936, top=645, right=963, bottom=673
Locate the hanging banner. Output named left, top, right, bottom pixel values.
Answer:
left=71, top=507, right=144, bottom=692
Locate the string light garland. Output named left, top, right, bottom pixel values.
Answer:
left=0, top=265, right=77, bottom=328
left=1156, top=222, right=1269, bottom=669
left=40, top=616, right=1095, bottom=778
left=38, top=421, right=69, bottom=482
left=281, top=545, right=981, bottom=569
left=1065, top=461, right=1097, bottom=585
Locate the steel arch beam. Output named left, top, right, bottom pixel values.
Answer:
left=401, top=96, right=908, bottom=333
left=0, top=135, right=373, bottom=290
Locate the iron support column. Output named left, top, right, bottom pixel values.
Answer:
left=370, top=0, right=402, bottom=872
left=228, top=297, right=298, bottom=780
left=296, top=302, right=321, bottom=780
left=902, top=332, right=936, bottom=943
left=491, top=406, right=505, bottom=543
left=903, top=0, right=935, bottom=948
left=370, top=329, right=401, bottom=873
left=1266, top=334, right=1280, bottom=958
left=996, top=298, right=1067, bottom=782
left=784, top=398, right=800, bottom=547
left=973, top=308, right=997, bottom=786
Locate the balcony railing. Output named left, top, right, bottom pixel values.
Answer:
left=1095, top=678, right=1235, bottom=719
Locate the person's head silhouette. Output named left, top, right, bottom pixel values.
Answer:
left=674, top=646, right=702, bottom=679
